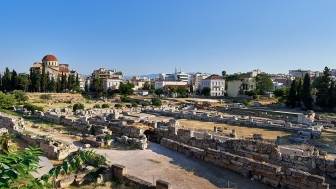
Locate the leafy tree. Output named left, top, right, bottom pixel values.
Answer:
left=255, top=73, right=273, bottom=95
left=29, top=68, right=41, bottom=92
left=201, top=87, right=211, bottom=96
left=17, top=74, right=29, bottom=91
left=143, top=81, right=151, bottom=90
left=316, top=67, right=331, bottom=109
left=222, top=70, right=227, bottom=77
left=302, top=73, right=313, bottom=109
left=176, top=87, right=188, bottom=97
left=273, top=88, right=286, bottom=98
left=119, top=82, right=134, bottom=95
left=90, top=77, right=104, bottom=97
left=154, top=88, right=164, bottom=96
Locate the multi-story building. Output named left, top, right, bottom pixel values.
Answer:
left=200, top=75, right=225, bottom=96
left=30, top=54, right=70, bottom=79
left=154, top=80, right=188, bottom=90
left=89, top=68, right=123, bottom=91
left=289, top=69, right=320, bottom=79
left=227, top=78, right=256, bottom=97
left=129, top=76, right=150, bottom=90
left=158, top=69, right=190, bottom=83
left=191, top=72, right=211, bottom=92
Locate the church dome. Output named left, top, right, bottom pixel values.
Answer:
left=42, top=54, right=58, bottom=62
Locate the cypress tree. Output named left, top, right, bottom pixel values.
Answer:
left=316, top=67, right=331, bottom=109
left=0, top=73, right=2, bottom=91
left=287, top=79, right=297, bottom=108
left=302, top=73, right=313, bottom=109
left=2, top=68, right=11, bottom=92
left=75, top=74, right=80, bottom=92
left=328, top=81, right=336, bottom=110
left=11, top=70, right=18, bottom=91
left=40, top=64, right=47, bottom=92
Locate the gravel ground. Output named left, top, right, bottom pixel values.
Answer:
left=94, top=143, right=271, bottom=189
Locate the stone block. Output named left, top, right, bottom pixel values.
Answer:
left=156, top=179, right=171, bottom=189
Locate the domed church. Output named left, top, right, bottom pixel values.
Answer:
left=31, top=54, right=70, bottom=78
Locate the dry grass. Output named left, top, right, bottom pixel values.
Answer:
left=178, top=119, right=291, bottom=140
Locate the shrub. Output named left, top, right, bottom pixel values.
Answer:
left=151, top=98, right=162, bottom=107
left=0, top=92, right=16, bottom=109
left=131, top=102, right=138, bottom=107
left=73, top=103, right=85, bottom=112
left=102, top=104, right=110, bottom=108
left=13, top=90, right=28, bottom=103
left=114, top=104, right=122, bottom=109
left=93, top=104, right=101, bottom=109
left=23, top=103, right=43, bottom=112
left=39, top=94, right=52, bottom=100
left=140, top=101, right=150, bottom=107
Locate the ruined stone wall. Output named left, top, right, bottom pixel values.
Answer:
left=161, top=138, right=329, bottom=189
left=144, top=109, right=318, bottom=135
left=152, top=126, right=336, bottom=181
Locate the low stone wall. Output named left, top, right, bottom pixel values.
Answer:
left=111, top=164, right=171, bottom=189
left=144, top=109, right=320, bottom=136
left=160, top=138, right=328, bottom=189
left=0, top=113, right=77, bottom=160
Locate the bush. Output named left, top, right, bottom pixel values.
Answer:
left=131, top=102, right=138, bottom=107
left=120, top=96, right=132, bottom=103
left=114, top=104, right=122, bottom=109
left=23, top=103, right=43, bottom=112
left=102, top=103, right=110, bottom=108
left=0, top=92, right=16, bottom=109
left=39, top=94, right=52, bottom=100
left=151, top=98, right=162, bottom=107
left=93, top=104, right=101, bottom=109
left=73, top=103, right=85, bottom=112
left=140, top=101, right=150, bottom=107
left=201, top=87, right=211, bottom=96
left=13, top=90, right=28, bottom=103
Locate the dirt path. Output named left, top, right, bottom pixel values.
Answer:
left=94, top=143, right=271, bottom=189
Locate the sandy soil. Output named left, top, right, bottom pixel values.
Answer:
left=177, top=119, right=291, bottom=140
left=94, top=143, right=271, bottom=189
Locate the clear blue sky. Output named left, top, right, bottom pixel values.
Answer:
left=0, top=0, right=335, bottom=75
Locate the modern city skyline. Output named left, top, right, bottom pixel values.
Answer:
left=0, top=0, right=335, bottom=75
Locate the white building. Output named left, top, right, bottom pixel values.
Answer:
left=191, top=73, right=211, bottom=92
left=289, top=69, right=320, bottom=79
left=200, top=75, right=225, bottom=96
left=89, top=68, right=123, bottom=91
left=227, top=77, right=256, bottom=97
left=158, top=69, right=190, bottom=83
left=103, top=78, right=122, bottom=91
left=154, top=80, right=188, bottom=89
